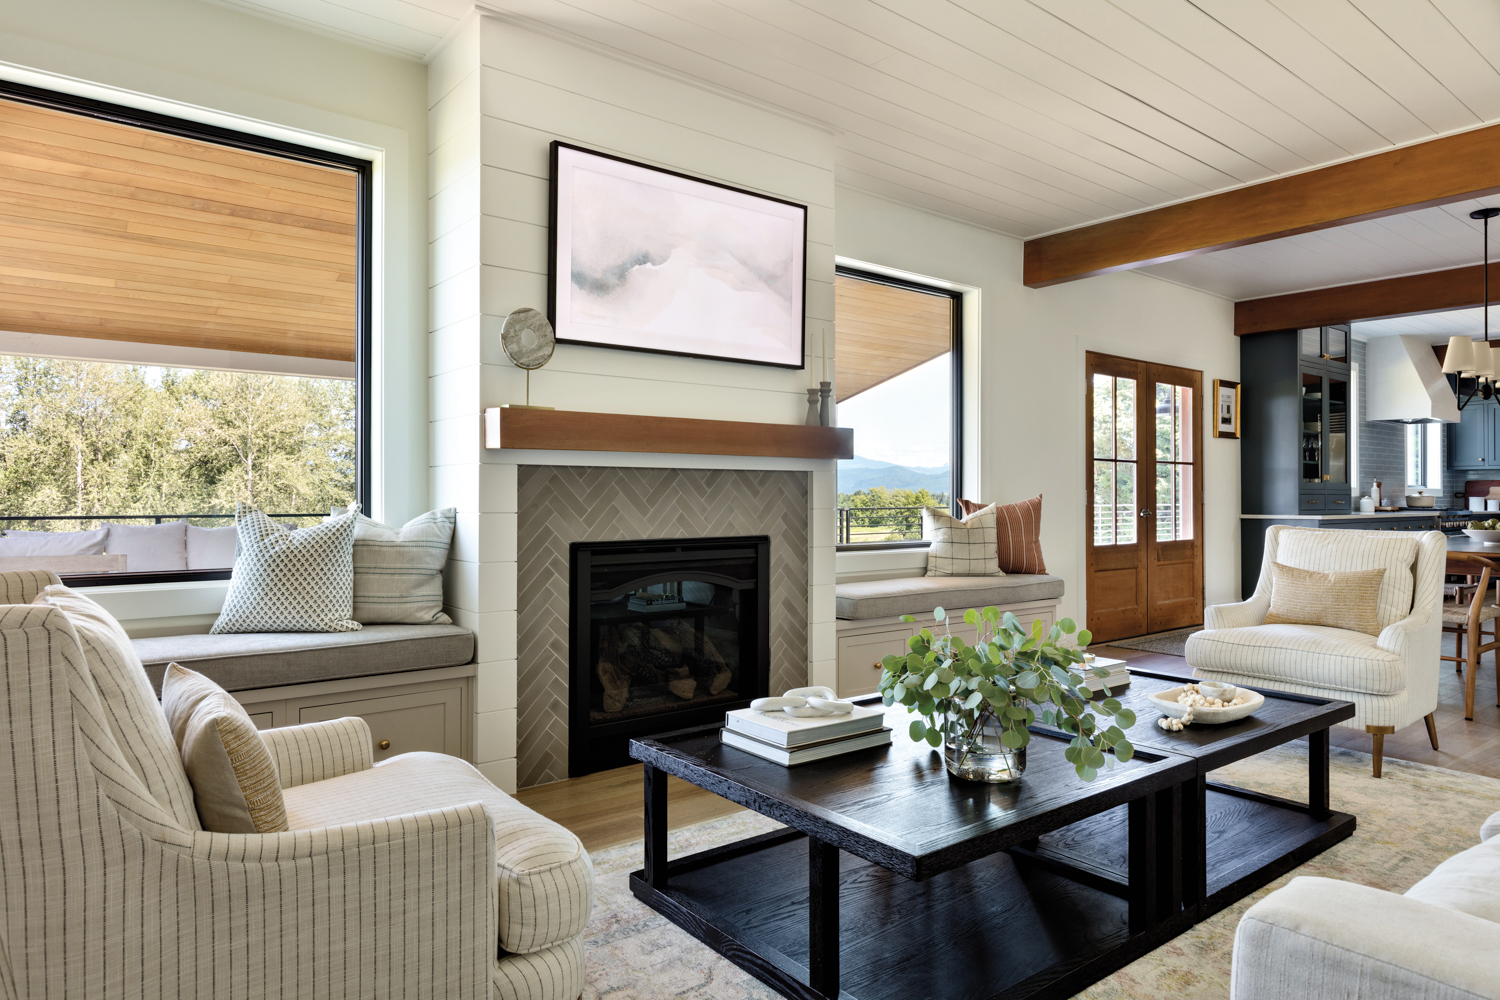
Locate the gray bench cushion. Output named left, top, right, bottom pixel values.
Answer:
left=135, top=624, right=475, bottom=694
left=836, top=575, right=1065, bottom=620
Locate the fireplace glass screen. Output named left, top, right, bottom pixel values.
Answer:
left=570, top=536, right=770, bottom=774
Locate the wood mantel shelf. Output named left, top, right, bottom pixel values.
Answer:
left=483, top=407, right=853, bottom=460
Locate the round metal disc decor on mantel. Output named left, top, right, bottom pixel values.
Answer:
left=500, top=307, right=556, bottom=409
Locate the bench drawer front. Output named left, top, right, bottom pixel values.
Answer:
left=299, top=686, right=463, bottom=762
left=836, top=626, right=914, bottom=699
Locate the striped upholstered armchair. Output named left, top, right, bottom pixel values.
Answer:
left=1186, top=526, right=1446, bottom=778
left=0, top=571, right=591, bottom=999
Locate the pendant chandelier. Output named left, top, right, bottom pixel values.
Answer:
left=1443, top=206, right=1500, bottom=410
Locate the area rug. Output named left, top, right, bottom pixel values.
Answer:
left=579, top=743, right=1500, bottom=1000
left=1102, top=626, right=1202, bottom=657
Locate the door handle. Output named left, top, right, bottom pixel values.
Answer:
left=1139, top=508, right=1152, bottom=518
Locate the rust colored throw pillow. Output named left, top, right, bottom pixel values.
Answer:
left=1263, top=562, right=1386, bottom=637
left=958, top=494, right=1047, bottom=574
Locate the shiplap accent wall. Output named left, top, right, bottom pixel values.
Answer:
left=429, top=14, right=838, bottom=790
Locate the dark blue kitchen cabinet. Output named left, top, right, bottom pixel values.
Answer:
left=1448, top=398, right=1500, bottom=469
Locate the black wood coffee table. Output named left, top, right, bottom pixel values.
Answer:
left=630, top=718, right=1198, bottom=1000
left=1037, top=667, right=1358, bottom=920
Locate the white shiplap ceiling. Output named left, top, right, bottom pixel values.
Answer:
left=1141, top=195, right=1500, bottom=300
left=1355, top=306, right=1497, bottom=343
left=205, top=0, right=1500, bottom=299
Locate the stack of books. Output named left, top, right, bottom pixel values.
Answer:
left=721, top=703, right=890, bottom=766
left=1081, top=656, right=1130, bottom=695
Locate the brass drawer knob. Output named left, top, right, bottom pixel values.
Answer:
left=378, top=739, right=391, bottom=751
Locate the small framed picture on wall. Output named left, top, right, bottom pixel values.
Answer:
left=1213, top=379, right=1240, bottom=439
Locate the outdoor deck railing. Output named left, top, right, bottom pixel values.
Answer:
left=836, top=505, right=926, bottom=544
left=0, top=512, right=325, bottom=530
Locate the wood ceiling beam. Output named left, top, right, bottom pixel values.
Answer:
left=1022, top=123, right=1500, bottom=288
left=1234, top=263, right=1500, bottom=336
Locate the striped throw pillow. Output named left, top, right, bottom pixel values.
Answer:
left=345, top=508, right=456, bottom=624
left=959, top=494, right=1046, bottom=574
left=161, top=663, right=289, bottom=833
left=1264, top=561, right=1386, bottom=636
left=924, top=504, right=1003, bottom=577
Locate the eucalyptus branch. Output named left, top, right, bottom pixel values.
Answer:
left=878, top=606, right=1138, bottom=782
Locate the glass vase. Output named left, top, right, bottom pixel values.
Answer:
left=944, top=713, right=1026, bottom=783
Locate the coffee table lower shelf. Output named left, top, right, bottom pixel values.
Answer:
left=630, top=828, right=1192, bottom=1000
left=631, top=784, right=1355, bottom=1000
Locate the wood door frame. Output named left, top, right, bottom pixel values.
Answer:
left=1085, top=351, right=1205, bottom=640
left=1144, top=362, right=1206, bottom=633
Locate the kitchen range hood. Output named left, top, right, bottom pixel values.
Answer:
left=1367, top=334, right=1461, bottom=423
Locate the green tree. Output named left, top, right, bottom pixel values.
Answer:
left=0, top=357, right=355, bottom=527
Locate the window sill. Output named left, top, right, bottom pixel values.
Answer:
left=835, top=540, right=930, bottom=552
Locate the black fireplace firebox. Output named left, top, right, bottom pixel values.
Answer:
left=569, top=535, right=770, bottom=775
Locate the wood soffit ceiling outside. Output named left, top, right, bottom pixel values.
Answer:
left=0, top=97, right=357, bottom=362
left=834, top=274, right=952, bottom=403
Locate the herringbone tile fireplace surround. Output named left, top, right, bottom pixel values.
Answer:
left=516, top=465, right=809, bottom=786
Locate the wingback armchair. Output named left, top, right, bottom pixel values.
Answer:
left=1185, top=526, right=1446, bottom=777
left=0, top=571, right=592, bottom=999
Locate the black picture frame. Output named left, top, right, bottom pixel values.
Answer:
left=548, top=140, right=807, bottom=370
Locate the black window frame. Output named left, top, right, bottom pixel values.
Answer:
left=0, top=79, right=373, bottom=586
left=833, top=265, right=964, bottom=552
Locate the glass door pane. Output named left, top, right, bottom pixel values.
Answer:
left=1301, top=372, right=1324, bottom=486
left=1327, top=376, right=1348, bottom=489
left=1325, top=327, right=1348, bottom=364
left=1300, top=328, right=1322, bottom=358
left=1091, top=374, right=1137, bottom=546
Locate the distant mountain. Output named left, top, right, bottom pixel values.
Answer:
left=838, top=455, right=951, bottom=496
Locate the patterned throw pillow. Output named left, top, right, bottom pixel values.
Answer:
left=958, top=494, right=1047, bottom=574
left=161, top=663, right=288, bottom=833
left=924, top=504, right=1003, bottom=577
left=1264, top=562, right=1387, bottom=636
left=335, top=507, right=456, bottom=624
left=211, top=504, right=361, bottom=634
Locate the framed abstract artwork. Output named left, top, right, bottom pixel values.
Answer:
left=1213, top=379, right=1240, bottom=439
left=548, top=141, right=807, bottom=369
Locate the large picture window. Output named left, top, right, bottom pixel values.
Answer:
left=833, top=267, right=962, bottom=547
left=0, top=82, right=370, bottom=583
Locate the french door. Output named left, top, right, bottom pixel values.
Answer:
left=1085, top=352, right=1205, bottom=642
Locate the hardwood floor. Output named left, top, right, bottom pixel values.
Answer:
left=514, top=762, right=745, bottom=853
left=519, top=642, right=1500, bottom=852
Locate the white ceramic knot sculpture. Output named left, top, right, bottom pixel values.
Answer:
left=749, top=686, right=856, bottom=718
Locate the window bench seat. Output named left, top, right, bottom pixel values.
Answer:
left=135, top=623, right=475, bottom=694
left=834, top=575, right=1065, bottom=699
left=134, top=624, right=478, bottom=765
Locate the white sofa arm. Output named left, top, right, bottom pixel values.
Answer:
left=1204, top=594, right=1269, bottom=631
left=1375, top=604, right=1436, bottom=659
left=259, top=716, right=373, bottom=788
left=177, top=803, right=498, bottom=999
left=1231, top=876, right=1500, bottom=1000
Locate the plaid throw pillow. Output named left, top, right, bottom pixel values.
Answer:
left=958, top=494, right=1047, bottom=574
left=924, top=504, right=1003, bottom=577
left=212, top=504, right=361, bottom=634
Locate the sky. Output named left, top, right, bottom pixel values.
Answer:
left=836, top=354, right=951, bottom=469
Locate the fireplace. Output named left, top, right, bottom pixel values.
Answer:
left=569, top=535, right=770, bottom=775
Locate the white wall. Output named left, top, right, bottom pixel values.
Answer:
left=835, top=186, right=1241, bottom=623
left=429, top=15, right=840, bottom=789
left=0, top=0, right=430, bottom=630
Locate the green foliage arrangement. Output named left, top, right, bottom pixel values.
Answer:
left=878, top=606, right=1138, bottom=782
left=0, top=357, right=354, bottom=522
